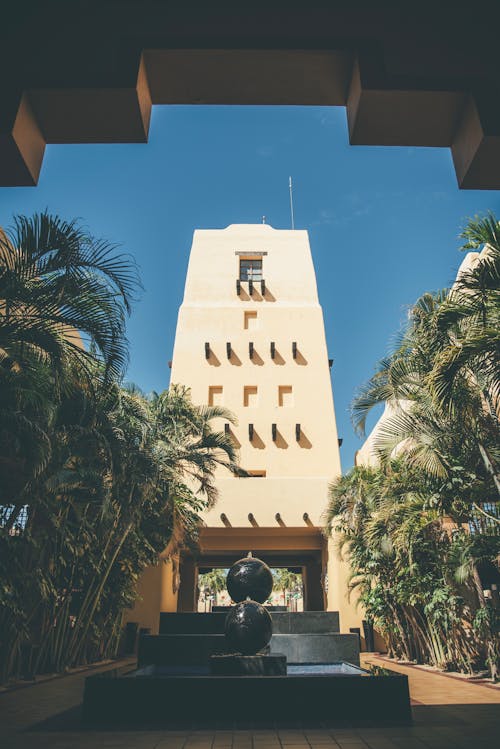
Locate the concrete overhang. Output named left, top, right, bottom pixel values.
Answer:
left=2, top=2, right=500, bottom=188
left=199, top=526, right=324, bottom=554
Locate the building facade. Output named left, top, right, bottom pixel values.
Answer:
left=127, top=224, right=360, bottom=633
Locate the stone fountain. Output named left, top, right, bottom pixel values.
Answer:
left=82, top=553, right=412, bottom=726
left=209, top=553, right=286, bottom=675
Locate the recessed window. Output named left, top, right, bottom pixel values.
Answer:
left=208, top=386, right=223, bottom=405
left=240, top=257, right=263, bottom=281
left=278, top=386, right=293, bottom=407
left=243, top=386, right=258, bottom=407
left=244, top=310, right=258, bottom=330
left=245, top=470, right=267, bottom=478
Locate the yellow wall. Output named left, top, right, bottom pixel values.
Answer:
left=127, top=224, right=362, bottom=632
left=124, top=558, right=178, bottom=634
left=171, top=225, right=341, bottom=518
left=168, top=224, right=359, bottom=630
left=124, top=563, right=162, bottom=634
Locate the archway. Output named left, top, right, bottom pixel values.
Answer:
left=176, top=527, right=327, bottom=613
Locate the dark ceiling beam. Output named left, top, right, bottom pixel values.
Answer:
left=1, top=1, right=500, bottom=189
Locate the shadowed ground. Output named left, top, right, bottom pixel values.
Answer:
left=0, top=655, right=499, bottom=748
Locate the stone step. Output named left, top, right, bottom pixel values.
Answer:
left=159, top=612, right=227, bottom=634
left=270, top=633, right=359, bottom=666
left=159, top=611, right=340, bottom=635
left=272, top=612, right=340, bottom=634
left=139, top=631, right=358, bottom=668
left=138, top=634, right=230, bottom=667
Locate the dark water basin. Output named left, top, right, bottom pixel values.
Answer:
left=126, top=661, right=368, bottom=677
left=83, top=660, right=411, bottom=726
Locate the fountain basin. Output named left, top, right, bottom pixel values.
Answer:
left=83, top=661, right=411, bottom=726
left=127, top=662, right=367, bottom=677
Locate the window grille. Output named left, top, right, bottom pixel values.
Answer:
left=239, top=258, right=263, bottom=281
left=0, top=504, right=28, bottom=535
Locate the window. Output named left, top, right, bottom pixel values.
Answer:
left=241, top=470, right=266, bottom=478
left=244, top=310, right=258, bottom=330
left=208, top=386, right=223, bottom=405
left=278, top=386, right=293, bottom=407
left=243, top=386, right=258, bottom=407
left=240, top=257, right=263, bottom=281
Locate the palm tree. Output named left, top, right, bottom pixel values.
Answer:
left=151, top=384, right=242, bottom=509
left=199, top=569, right=226, bottom=607
left=0, top=377, right=244, bottom=680
left=351, top=216, right=500, bottom=498
left=0, top=212, right=140, bottom=511
left=0, top=212, right=139, bottom=383
left=0, top=214, right=247, bottom=683
left=338, top=217, right=500, bottom=678
left=430, top=214, right=500, bottom=495
left=431, top=213, right=500, bottom=416
left=325, top=462, right=489, bottom=670
left=273, top=568, right=302, bottom=607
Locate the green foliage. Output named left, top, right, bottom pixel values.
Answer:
left=326, top=214, right=500, bottom=680
left=271, top=568, right=303, bottom=608
left=199, top=569, right=227, bottom=606
left=0, top=214, right=241, bottom=683
left=272, top=568, right=302, bottom=596
left=365, top=664, right=394, bottom=677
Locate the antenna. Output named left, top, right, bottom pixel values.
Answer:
left=289, top=176, right=295, bottom=230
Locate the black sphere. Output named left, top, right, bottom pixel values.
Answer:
left=225, top=600, right=273, bottom=655
left=226, top=556, right=273, bottom=604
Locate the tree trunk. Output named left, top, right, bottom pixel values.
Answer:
left=472, top=565, right=499, bottom=682
left=478, top=442, right=500, bottom=499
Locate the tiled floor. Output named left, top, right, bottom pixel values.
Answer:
left=0, top=656, right=499, bottom=749
left=363, top=654, right=500, bottom=705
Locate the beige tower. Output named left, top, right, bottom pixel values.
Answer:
left=126, top=223, right=359, bottom=633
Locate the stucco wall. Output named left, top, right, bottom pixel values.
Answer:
left=128, top=224, right=361, bottom=633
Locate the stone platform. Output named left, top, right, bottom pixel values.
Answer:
left=83, top=663, right=411, bottom=726
left=159, top=611, right=340, bottom=635
left=270, top=633, right=359, bottom=665
left=153, top=611, right=357, bottom=666
left=138, top=633, right=230, bottom=667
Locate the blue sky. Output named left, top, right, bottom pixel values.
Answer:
left=1, top=105, right=499, bottom=469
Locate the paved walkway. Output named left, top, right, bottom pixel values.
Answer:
left=362, top=654, right=500, bottom=705
left=0, top=656, right=499, bottom=749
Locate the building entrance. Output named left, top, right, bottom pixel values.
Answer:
left=176, top=526, right=327, bottom=613
left=197, top=565, right=304, bottom=611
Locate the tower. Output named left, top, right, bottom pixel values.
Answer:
left=170, top=224, right=347, bottom=612
left=125, top=223, right=358, bottom=632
